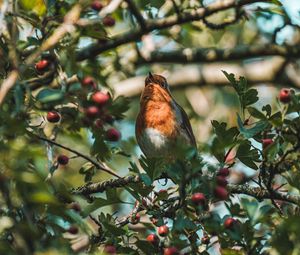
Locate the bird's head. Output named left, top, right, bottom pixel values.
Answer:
left=145, top=72, right=169, bottom=91
left=140, top=72, right=172, bottom=104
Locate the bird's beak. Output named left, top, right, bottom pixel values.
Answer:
left=148, top=72, right=153, bottom=79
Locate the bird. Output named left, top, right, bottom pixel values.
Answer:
left=135, top=72, right=196, bottom=158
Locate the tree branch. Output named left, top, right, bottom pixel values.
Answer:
left=124, top=0, right=147, bottom=29
left=76, top=0, right=270, bottom=61
left=142, top=44, right=300, bottom=63
left=72, top=174, right=300, bottom=205
left=0, top=3, right=83, bottom=106
left=113, top=58, right=298, bottom=98
left=30, top=132, right=122, bottom=179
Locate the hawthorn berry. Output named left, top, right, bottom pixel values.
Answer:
left=85, top=106, right=99, bottom=118
left=105, top=128, right=121, bottom=142
left=279, top=88, right=291, bottom=104
left=47, top=111, right=60, bottom=123
left=81, top=76, right=97, bottom=89
left=91, top=91, right=110, bottom=106
left=57, top=155, right=69, bottom=165
left=224, top=217, right=237, bottom=229
left=146, top=233, right=159, bottom=245
left=191, top=192, right=206, bottom=205
left=130, top=213, right=141, bottom=225
left=104, top=245, right=117, bottom=254
left=214, top=186, right=228, bottom=200
left=91, top=0, right=103, bottom=11
left=67, top=226, right=78, bottom=234
left=262, top=138, right=273, bottom=149
left=35, top=59, right=50, bottom=72
left=216, top=176, right=228, bottom=187
left=103, top=16, right=115, bottom=27
left=164, top=247, right=179, bottom=255
left=158, top=225, right=169, bottom=237
left=217, top=168, right=230, bottom=177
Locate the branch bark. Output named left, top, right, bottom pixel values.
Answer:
left=72, top=175, right=300, bottom=205
left=142, top=44, right=300, bottom=63
left=76, top=0, right=271, bottom=61
left=113, top=57, right=297, bottom=98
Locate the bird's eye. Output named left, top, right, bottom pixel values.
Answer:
left=160, top=82, right=167, bottom=88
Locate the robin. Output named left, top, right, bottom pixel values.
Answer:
left=136, top=72, right=196, bottom=158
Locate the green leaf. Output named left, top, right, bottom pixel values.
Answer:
left=139, top=173, right=152, bottom=186
left=83, top=197, right=121, bottom=217
left=19, top=0, right=47, bottom=17
left=236, top=142, right=260, bottom=169
left=241, top=89, right=258, bottom=108
left=247, top=107, right=267, bottom=120
left=262, top=104, right=272, bottom=116
left=36, top=89, right=64, bottom=104
left=237, top=114, right=268, bottom=139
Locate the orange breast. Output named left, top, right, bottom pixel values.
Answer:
left=136, top=84, right=178, bottom=138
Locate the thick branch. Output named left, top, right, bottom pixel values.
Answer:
left=142, top=44, right=300, bottom=63
left=72, top=175, right=300, bottom=205
left=229, top=184, right=300, bottom=205
left=76, top=0, right=270, bottom=61
left=124, top=0, right=147, bottom=29
left=113, top=58, right=298, bottom=98
left=72, top=175, right=140, bottom=195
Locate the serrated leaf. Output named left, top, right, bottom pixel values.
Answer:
left=247, top=107, right=267, bottom=120
left=36, top=89, right=64, bottom=103
left=139, top=173, right=152, bottom=186
left=237, top=114, right=268, bottom=139
left=236, top=142, right=260, bottom=169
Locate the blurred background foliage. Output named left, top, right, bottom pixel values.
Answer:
left=0, top=0, right=300, bottom=254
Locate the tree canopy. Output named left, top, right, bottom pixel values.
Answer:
left=0, top=0, right=300, bottom=254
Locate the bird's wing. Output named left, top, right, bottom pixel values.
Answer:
left=174, top=101, right=197, bottom=147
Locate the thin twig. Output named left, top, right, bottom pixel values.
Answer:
left=30, top=132, right=122, bottom=179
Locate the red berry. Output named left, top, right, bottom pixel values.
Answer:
left=67, top=226, right=78, bottom=234
left=85, top=106, right=99, bottom=118
left=146, top=233, right=159, bottom=245
left=130, top=213, right=141, bottom=225
left=214, top=186, right=228, bottom=200
left=201, top=235, right=210, bottom=244
left=103, top=16, right=115, bottom=27
left=159, top=189, right=168, bottom=194
left=105, top=128, right=121, bottom=142
left=104, top=245, right=116, bottom=254
left=81, top=76, right=97, bottom=89
left=217, top=168, right=230, bottom=177
left=164, top=247, right=179, bottom=255
left=35, top=59, right=50, bottom=72
left=91, top=91, right=110, bottom=106
left=224, top=217, right=237, bottom=229
left=191, top=192, right=206, bottom=205
left=57, top=155, right=69, bottom=165
left=216, top=176, right=228, bottom=187
left=47, top=111, right=60, bottom=123
left=279, top=88, right=291, bottom=104
left=262, top=138, right=273, bottom=149
left=158, top=225, right=169, bottom=237
left=103, top=114, right=114, bottom=124
left=91, top=0, right=103, bottom=11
